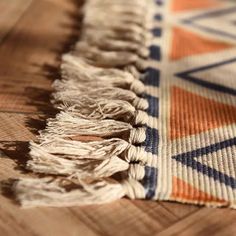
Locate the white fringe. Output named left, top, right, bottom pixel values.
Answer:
left=53, top=87, right=149, bottom=110
left=56, top=100, right=148, bottom=125
left=60, top=54, right=146, bottom=95
left=15, top=178, right=126, bottom=207
left=40, top=114, right=141, bottom=140
left=32, top=138, right=128, bottom=159
left=14, top=177, right=147, bottom=207
left=13, top=0, right=155, bottom=207
left=27, top=140, right=130, bottom=178
left=39, top=112, right=146, bottom=143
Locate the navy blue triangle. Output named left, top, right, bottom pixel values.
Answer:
left=182, top=7, right=236, bottom=40
left=175, top=57, right=236, bottom=96
left=172, top=137, right=236, bottom=189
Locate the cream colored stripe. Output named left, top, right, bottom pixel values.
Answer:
left=146, top=115, right=159, bottom=130
left=146, top=85, right=159, bottom=98
left=173, top=160, right=236, bottom=202
left=171, top=124, right=236, bottom=156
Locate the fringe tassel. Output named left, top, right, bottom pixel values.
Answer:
left=73, top=42, right=140, bottom=68
left=14, top=177, right=146, bottom=207
left=13, top=0, right=155, bottom=207
left=27, top=144, right=129, bottom=179
left=27, top=140, right=130, bottom=178
left=82, top=28, right=150, bottom=47
left=60, top=54, right=146, bottom=95
left=27, top=137, right=147, bottom=178
left=14, top=178, right=126, bottom=207
left=40, top=114, right=146, bottom=142
left=53, top=87, right=149, bottom=110
left=56, top=101, right=148, bottom=125
left=31, top=138, right=128, bottom=159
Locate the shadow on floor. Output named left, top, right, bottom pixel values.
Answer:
left=0, top=0, right=84, bottom=173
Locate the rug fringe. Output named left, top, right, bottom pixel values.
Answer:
left=13, top=0, right=155, bottom=207
left=60, top=54, right=146, bottom=95
left=39, top=114, right=146, bottom=142
left=15, top=177, right=147, bottom=207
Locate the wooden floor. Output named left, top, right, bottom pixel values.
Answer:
left=0, top=0, right=236, bottom=235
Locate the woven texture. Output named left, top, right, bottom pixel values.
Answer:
left=142, top=0, right=236, bottom=208
left=12, top=0, right=236, bottom=209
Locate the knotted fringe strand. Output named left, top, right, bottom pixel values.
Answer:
left=26, top=138, right=148, bottom=178
left=15, top=178, right=146, bottom=207
left=60, top=54, right=146, bottom=95
left=39, top=114, right=147, bottom=141
left=13, top=0, right=155, bottom=207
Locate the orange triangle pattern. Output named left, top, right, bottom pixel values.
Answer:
left=170, top=27, right=232, bottom=61
left=171, top=0, right=221, bottom=12
left=170, top=86, right=236, bottom=140
left=171, top=177, right=225, bottom=203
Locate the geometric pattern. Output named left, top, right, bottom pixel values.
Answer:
left=183, top=6, right=236, bottom=41
left=140, top=0, right=236, bottom=208
left=171, top=0, right=221, bottom=12
left=170, top=27, right=232, bottom=60
left=172, top=137, right=236, bottom=189
left=171, top=177, right=227, bottom=203
left=176, top=58, right=236, bottom=96
left=170, top=86, right=236, bottom=139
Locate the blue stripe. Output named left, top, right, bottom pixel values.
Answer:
left=152, top=27, right=162, bottom=37
left=141, top=166, right=158, bottom=199
left=154, top=14, right=163, bottom=21
left=183, top=7, right=236, bottom=40
left=155, top=0, right=163, bottom=6
left=174, top=159, right=236, bottom=189
left=149, top=45, right=161, bottom=61
left=144, top=67, right=160, bottom=87
left=177, top=57, right=236, bottom=73
left=184, top=6, right=236, bottom=22
left=140, top=0, right=162, bottom=199
left=176, top=58, right=236, bottom=96
left=143, top=127, right=159, bottom=155
left=177, top=74, right=236, bottom=96
left=145, top=94, right=159, bottom=117
left=173, top=137, right=236, bottom=160
left=172, top=137, right=236, bottom=189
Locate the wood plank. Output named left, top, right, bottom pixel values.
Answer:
left=0, top=0, right=80, bottom=113
left=0, top=195, right=97, bottom=236
left=0, top=75, right=53, bottom=113
left=45, top=0, right=83, bottom=9
left=0, top=92, right=53, bottom=114
left=160, top=201, right=200, bottom=219
left=0, top=0, right=32, bottom=44
left=0, top=0, right=81, bottom=77
left=0, top=113, right=37, bottom=142
left=0, top=75, right=52, bottom=111
left=157, top=208, right=236, bottom=236
left=72, top=200, right=178, bottom=236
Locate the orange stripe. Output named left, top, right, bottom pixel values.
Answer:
left=170, top=27, right=232, bottom=61
left=170, top=86, right=236, bottom=140
left=171, top=177, right=226, bottom=203
left=171, top=0, right=221, bottom=12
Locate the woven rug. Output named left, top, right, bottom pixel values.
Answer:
left=13, top=0, right=236, bottom=208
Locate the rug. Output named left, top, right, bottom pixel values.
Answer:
left=13, top=0, right=236, bottom=208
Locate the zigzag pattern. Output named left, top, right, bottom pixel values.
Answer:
left=175, top=58, right=236, bottom=95
left=141, top=0, right=236, bottom=207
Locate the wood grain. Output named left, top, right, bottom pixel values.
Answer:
left=0, top=0, right=235, bottom=235
left=157, top=208, right=236, bottom=236
left=0, top=0, right=32, bottom=43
